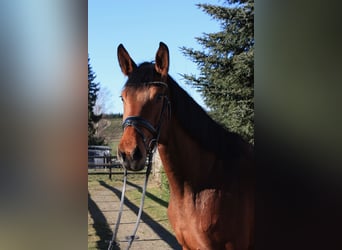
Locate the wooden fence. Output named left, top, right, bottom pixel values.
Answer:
left=88, top=153, right=164, bottom=183
left=88, top=155, right=123, bottom=180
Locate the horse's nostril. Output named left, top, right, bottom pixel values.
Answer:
left=132, top=147, right=142, bottom=161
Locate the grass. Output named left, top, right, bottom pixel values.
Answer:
left=98, top=117, right=123, bottom=155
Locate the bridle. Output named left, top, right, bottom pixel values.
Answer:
left=108, top=81, right=170, bottom=250
left=122, top=81, right=170, bottom=154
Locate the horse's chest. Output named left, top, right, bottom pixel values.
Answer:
left=168, top=189, right=234, bottom=249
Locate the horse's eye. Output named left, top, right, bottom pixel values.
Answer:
left=156, top=94, right=164, bottom=102
left=120, top=96, right=124, bottom=102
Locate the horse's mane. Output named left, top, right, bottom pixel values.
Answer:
left=167, top=75, right=246, bottom=159
left=125, top=62, right=246, bottom=159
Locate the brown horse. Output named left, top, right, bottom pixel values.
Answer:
left=117, top=42, right=254, bottom=250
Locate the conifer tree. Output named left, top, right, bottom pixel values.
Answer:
left=88, top=56, right=104, bottom=145
left=181, top=0, right=254, bottom=144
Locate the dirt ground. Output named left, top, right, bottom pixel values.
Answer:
left=88, top=173, right=181, bottom=250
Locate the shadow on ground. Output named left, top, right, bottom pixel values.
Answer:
left=99, top=180, right=181, bottom=250
left=88, top=192, right=120, bottom=250
left=126, top=180, right=169, bottom=208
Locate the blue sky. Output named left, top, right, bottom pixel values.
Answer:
left=88, top=0, right=222, bottom=114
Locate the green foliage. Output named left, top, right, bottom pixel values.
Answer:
left=160, top=169, right=170, bottom=199
left=181, top=0, right=254, bottom=144
left=102, top=113, right=123, bottom=119
left=88, top=56, right=105, bottom=145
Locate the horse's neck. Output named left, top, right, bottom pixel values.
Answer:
left=157, top=117, right=217, bottom=198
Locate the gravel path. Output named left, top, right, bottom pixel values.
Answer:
left=88, top=175, right=181, bottom=250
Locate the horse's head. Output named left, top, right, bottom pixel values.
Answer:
left=117, top=42, right=170, bottom=171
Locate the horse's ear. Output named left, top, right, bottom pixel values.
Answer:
left=117, top=44, right=137, bottom=76
left=155, top=42, right=169, bottom=80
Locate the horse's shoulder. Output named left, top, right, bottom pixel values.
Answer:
left=195, top=189, right=234, bottom=232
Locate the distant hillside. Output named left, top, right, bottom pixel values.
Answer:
left=97, top=117, right=123, bottom=154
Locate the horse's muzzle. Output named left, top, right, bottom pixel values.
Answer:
left=117, top=145, right=146, bottom=171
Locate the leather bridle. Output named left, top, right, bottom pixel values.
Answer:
left=121, top=81, right=170, bottom=155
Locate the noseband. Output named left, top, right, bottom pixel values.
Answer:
left=122, top=81, right=170, bottom=154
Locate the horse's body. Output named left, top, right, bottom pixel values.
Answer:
left=117, top=42, right=254, bottom=250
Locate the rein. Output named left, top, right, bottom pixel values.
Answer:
left=108, top=81, right=170, bottom=250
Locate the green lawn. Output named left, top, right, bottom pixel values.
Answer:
left=99, top=117, right=123, bottom=155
